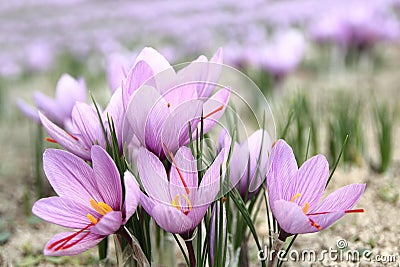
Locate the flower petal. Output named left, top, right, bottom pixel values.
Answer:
left=34, top=92, right=64, bottom=125
left=201, top=87, right=230, bottom=134
left=169, top=147, right=198, bottom=203
left=44, top=231, right=103, bottom=256
left=104, top=87, right=124, bottom=149
left=71, top=102, right=106, bottom=149
left=55, top=74, right=87, bottom=117
left=124, top=85, right=163, bottom=148
left=272, top=200, right=317, bottom=234
left=267, top=140, right=298, bottom=207
left=43, top=148, right=102, bottom=205
left=91, top=211, right=122, bottom=236
left=312, top=184, right=366, bottom=213
left=197, top=149, right=225, bottom=207
left=91, top=145, right=122, bottom=210
left=32, top=197, right=93, bottom=229
left=107, top=53, right=130, bottom=93
left=151, top=203, right=193, bottom=234
left=16, top=99, right=40, bottom=123
left=289, top=155, right=329, bottom=208
left=40, top=113, right=91, bottom=160
left=122, top=60, right=155, bottom=110
left=137, top=147, right=171, bottom=204
left=123, top=171, right=141, bottom=223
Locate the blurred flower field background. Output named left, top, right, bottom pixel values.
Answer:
left=1, top=0, right=400, bottom=266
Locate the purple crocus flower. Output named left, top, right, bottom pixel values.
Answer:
left=138, top=146, right=226, bottom=236
left=123, top=48, right=229, bottom=159
left=106, top=53, right=131, bottom=93
left=17, top=74, right=87, bottom=127
left=267, top=140, right=365, bottom=235
left=32, top=146, right=140, bottom=256
left=40, top=87, right=124, bottom=160
left=219, top=129, right=272, bottom=201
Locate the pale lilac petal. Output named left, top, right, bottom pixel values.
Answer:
left=107, top=54, right=130, bottom=93
left=40, top=113, right=91, bottom=160
left=134, top=47, right=175, bottom=94
left=230, top=143, right=250, bottom=193
left=151, top=204, right=193, bottom=234
left=289, top=155, right=329, bottom=208
left=197, top=149, right=225, bottom=206
left=32, top=197, right=93, bottom=229
left=91, top=211, right=122, bottom=236
left=104, top=87, right=124, bottom=148
left=139, top=192, right=157, bottom=215
left=91, top=146, right=122, bottom=210
left=161, top=99, right=203, bottom=156
left=34, top=92, right=64, bottom=124
left=201, top=87, right=230, bottom=134
left=122, top=60, right=155, bottom=110
left=272, top=200, right=317, bottom=234
left=55, top=74, right=87, bottom=117
left=267, top=140, right=298, bottom=206
left=312, top=184, right=366, bottom=213
left=137, top=147, right=171, bottom=204
left=44, top=231, right=103, bottom=256
left=43, top=148, right=102, bottom=205
left=71, top=102, right=106, bottom=149
left=123, top=171, right=140, bottom=223
left=162, top=83, right=198, bottom=107
left=144, top=96, right=170, bottom=157
left=169, top=147, right=198, bottom=203
left=124, top=85, right=163, bottom=147
left=16, top=99, right=40, bottom=122
left=246, top=129, right=272, bottom=193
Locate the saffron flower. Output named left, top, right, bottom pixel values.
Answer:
left=17, top=74, right=86, bottom=127
left=40, top=88, right=124, bottom=160
left=32, top=146, right=140, bottom=256
left=267, top=140, right=365, bottom=235
left=219, top=129, right=272, bottom=201
left=138, top=146, right=226, bottom=236
left=123, top=47, right=229, bottom=159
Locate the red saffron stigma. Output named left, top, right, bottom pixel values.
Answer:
left=309, top=218, right=322, bottom=231
left=163, top=143, right=190, bottom=195
left=203, top=105, right=224, bottom=120
left=47, top=223, right=93, bottom=251
left=68, top=133, right=79, bottom=141
left=307, top=208, right=365, bottom=216
left=45, top=137, right=57, bottom=143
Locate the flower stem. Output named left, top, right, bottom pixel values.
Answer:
left=185, top=240, right=196, bottom=267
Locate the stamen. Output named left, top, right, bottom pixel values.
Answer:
left=182, top=194, right=193, bottom=212
left=203, top=105, right=224, bottom=120
left=89, top=198, right=113, bottom=216
left=172, top=195, right=181, bottom=211
left=45, top=137, right=57, bottom=143
left=163, top=143, right=190, bottom=195
left=290, top=193, right=301, bottom=202
left=302, top=202, right=310, bottom=214
left=87, top=214, right=98, bottom=224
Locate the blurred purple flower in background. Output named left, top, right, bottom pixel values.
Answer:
left=17, top=74, right=86, bottom=127
left=267, top=140, right=366, bottom=235
left=32, top=146, right=140, bottom=256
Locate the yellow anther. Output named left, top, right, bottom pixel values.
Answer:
left=302, top=202, right=310, bottom=214
left=90, top=198, right=113, bottom=215
left=182, top=194, right=193, bottom=212
left=87, top=214, right=98, bottom=224
left=172, top=195, right=181, bottom=211
left=290, top=193, right=301, bottom=202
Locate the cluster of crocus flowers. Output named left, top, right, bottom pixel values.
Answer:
left=267, top=139, right=366, bottom=236
left=32, top=146, right=140, bottom=256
